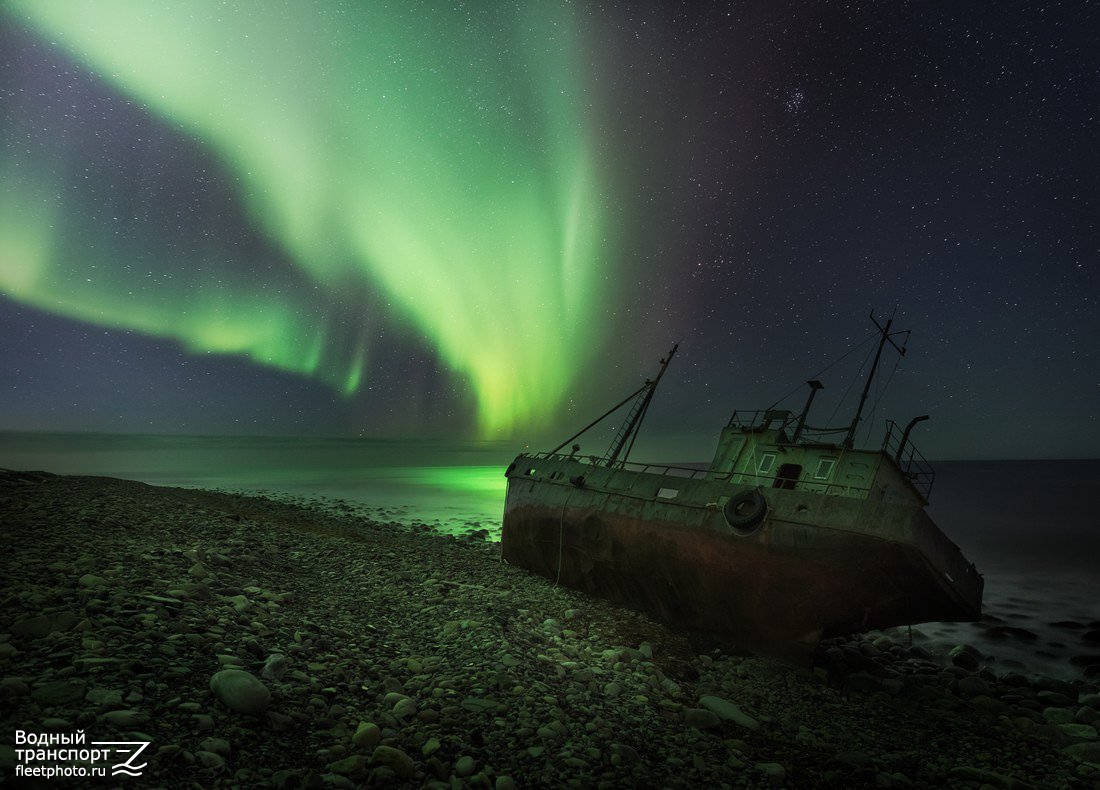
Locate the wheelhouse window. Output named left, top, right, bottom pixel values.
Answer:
left=813, top=458, right=836, bottom=480
left=757, top=453, right=776, bottom=474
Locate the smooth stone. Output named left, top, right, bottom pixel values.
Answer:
left=700, top=695, right=760, bottom=731
left=495, top=777, right=517, bottom=790
left=382, top=691, right=409, bottom=707
left=141, top=594, right=182, bottom=605
left=195, top=751, right=225, bottom=771
left=352, top=722, right=381, bottom=751
left=200, top=737, right=231, bottom=756
left=32, top=680, right=86, bottom=706
left=1044, top=707, right=1075, bottom=724
left=328, top=755, right=366, bottom=776
left=1059, top=723, right=1098, bottom=740
left=78, top=574, right=107, bottom=588
left=392, top=698, right=417, bottom=719
left=85, top=688, right=124, bottom=707
left=455, top=755, right=476, bottom=778
left=957, top=676, right=992, bottom=697
left=261, top=654, right=287, bottom=681
left=1037, top=690, right=1074, bottom=707
left=948, top=644, right=981, bottom=671
left=210, top=670, right=271, bottom=715
left=460, top=696, right=500, bottom=713
left=421, top=738, right=440, bottom=757
left=1064, top=741, right=1100, bottom=763
left=370, top=746, right=413, bottom=780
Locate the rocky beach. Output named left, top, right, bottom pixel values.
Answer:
left=1, top=469, right=1098, bottom=788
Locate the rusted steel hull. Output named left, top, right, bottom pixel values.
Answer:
left=501, top=456, right=983, bottom=661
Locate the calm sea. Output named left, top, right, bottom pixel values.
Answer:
left=0, top=431, right=519, bottom=531
left=2, top=432, right=1096, bottom=678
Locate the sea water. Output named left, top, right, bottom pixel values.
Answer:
left=1, top=432, right=1096, bottom=679
left=0, top=431, right=518, bottom=532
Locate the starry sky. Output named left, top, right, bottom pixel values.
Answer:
left=0, top=1, right=1096, bottom=460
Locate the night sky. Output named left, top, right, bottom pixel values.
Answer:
left=0, top=1, right=1096, bottom=460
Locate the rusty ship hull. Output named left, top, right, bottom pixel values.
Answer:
left=501, top=452, right=983, bottom=660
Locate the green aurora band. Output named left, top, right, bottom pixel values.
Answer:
left=0, top=1, right=605, bottom=434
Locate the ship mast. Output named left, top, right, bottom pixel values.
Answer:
left=548, top=344, right=678, bottom=463
left=601, top=344, right=678, bottom=467
left=844, top=311, right=909, bottom=449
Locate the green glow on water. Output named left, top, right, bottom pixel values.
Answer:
left=399, top=466, right=509, bottom=496
left=1, top=1, right=607, bottom=434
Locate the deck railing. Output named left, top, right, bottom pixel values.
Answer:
left=727, top=409, right=795, bottom=432
left=523, top=451, right=874, bottom=499
left=527, top=452, right=712, bottom=479
left=880, top=420, right=935, bottom=498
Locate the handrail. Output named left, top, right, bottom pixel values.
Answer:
left=527, top=452, right=713, bottom=480
left=520, top=451, right=875, bottom=498
left=880, top=420, right=935, bottom=498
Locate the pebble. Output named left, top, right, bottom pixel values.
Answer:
left=957, top=675, right=992, bottom=697
left=261, top=654, right=287, bottom=681
left=210, top=669, right=271, bottom=715
left=352, top=722, right=381, bottom=751
left=392, top=697, right=417, bottom=719
left=328, top=754, right=365, bottom=776
left=699, top=695, right=760, bottom=731
left=196, top=750, right=226, bottom=771
left=455, top=755, right=476, bottom=777
left=200, top=737, right=231, bottom=756
left=371, top=746, right=414, bottom=780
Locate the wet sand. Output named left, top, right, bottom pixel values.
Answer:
left=1, top=470, right=1097, bottom=788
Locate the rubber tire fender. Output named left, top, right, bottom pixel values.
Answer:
left=723, top=489, right=768, bottom=532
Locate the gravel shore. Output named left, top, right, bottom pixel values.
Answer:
left=1, top=470, right=1097, bottom=788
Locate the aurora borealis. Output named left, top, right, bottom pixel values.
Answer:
left=1, top=0, right=603, bottom=435
left=1, top=2, right=1096, bottom=458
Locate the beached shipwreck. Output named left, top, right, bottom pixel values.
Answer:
left=501, top=315, right=983, bottom=661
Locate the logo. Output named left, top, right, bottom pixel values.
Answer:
left=93, top=741, right=151, bottom=777
left=13, top=730, right=152, bottom=780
